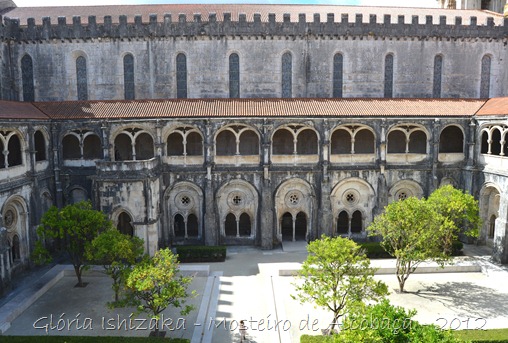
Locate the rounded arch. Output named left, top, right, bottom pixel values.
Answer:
left=479, top=182, right=501, bottom=245
left=164, top=125, right=204, bottom=157
left=1, top=194, right=30, bottom=263
left=111, top=126, right=155, bottom=161
left=83, top=134, right=103, bottom=159
left=34, top=129, right=48, bottom=162
left=387, top=124, right=429, bottom=154
left=62, top=134, right=81, bottom=159
left=214, top=124, right=260, bottom=157
left=388, top=180, right=424, bottom=202
left=439, top=125, right=464, bottom=153
left=272, top=124, right=319, bottom=155
left=66, top=186, right=88, bottom=204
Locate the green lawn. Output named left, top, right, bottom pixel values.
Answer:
left=453, top=328, right=508, bottom=341
left=0, top=337, right=189, bottom=343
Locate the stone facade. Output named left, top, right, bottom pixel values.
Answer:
left=0, top=3, right=508, bottom=294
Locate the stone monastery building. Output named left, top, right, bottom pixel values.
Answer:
left=1, top=0, right=508, bottom=293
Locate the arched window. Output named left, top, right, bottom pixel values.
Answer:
left=11, top=235, right=21, bottom=261
left=186, top=132, right=203, bottom=156
left=225, top=213, right=237, bottom=237
left=480, top=55, right=491, bottom=98
left=7, top=135, right=22, bottom=167
left=117, top=212, right=134, bottom=237
left=34, top=130, right=46, bottom=161
left=83, top=134, right=103, bottom=159
left=351, top=211, right=362, bottom=233
left=408, top=131, right=427, bottom=153
left=62, top=135, right=81, bottom=159
left=187, top=214, right=199, bottom=237
left=176, top=53, right=187, bottom=99
left=281, top=52, right=292, bottom=98
left=124, top=54, right=135, bottom=100
left=167, top=133, right=184, bottom=155
left=239, top=213, right=251, bottom=237
left=114, top=134, right=133, bottom=161
left=489, top=215, right=496, bottom=239
left=481, top=131, right=489, bottom=154
left=76, top=56, right=88, bottom=101
left=384, top=54, right=394, bottom=98
left=433, top=55, right=443, bottom=98
left=296, top=130, right=318, bottom=155
left=491, top=128, right=502, bottom=155
left=239, top=131, right=259, bottom=155
left=331, top=129, right=351, bottom=154
left=21, top=54, right=35, bottom=102
left=387, top=131, right=406, bottom=153
left=229, top=53, right=240, bottom=98
left=174, top=214, right=185, bottom=237
left=333, top=53, right=343, bottom=98
left=354, top=130, right=375, bottom=154
left=135, top=133, right=154, bottom=160
left=439, top=126, right=463, bottom=153
left=295, top=212, right=307, bottom=241
left=337, top=211, right=348, bottom=234
left=272, top=129, right=293, bottom=155
left=216, top=131, right=236, bottom=156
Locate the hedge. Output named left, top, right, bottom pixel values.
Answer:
left=1, top=337, right=189, bottom=343
left=358, top=241, right=464, bottom=259
left=176, top=246, right=227, bottom=262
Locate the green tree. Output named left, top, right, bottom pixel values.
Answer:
left=86, top=228, right=144, bottom=304
left=367, top=197, right=444, bottom=293
left=37, top=201, right=112, bottom=287
left=292, top=235, right=388, bottom=334
left=125, top=248, right=196, bottom=336
left=427, top=185, right=480, bottom=254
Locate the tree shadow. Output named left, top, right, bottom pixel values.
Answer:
left=409, top=281, right=508, bottom=318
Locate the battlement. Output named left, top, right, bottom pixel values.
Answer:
left=1, top=12, right=507, bottom=41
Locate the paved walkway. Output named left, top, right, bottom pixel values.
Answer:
left=1, top=243, right=507, bottom=342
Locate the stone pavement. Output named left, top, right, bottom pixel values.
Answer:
left=1, top=243, right=507, bottom=342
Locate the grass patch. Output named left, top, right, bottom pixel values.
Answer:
left=0, top=337, right=189, bottom=343
left=453, top=328, right=508, bottom=342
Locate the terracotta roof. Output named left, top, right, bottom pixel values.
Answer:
left=475, top=97, right=508, bottom=116
left=28, top=98, right=485, bottom=120
left=5, top=4, right=504, bottom=26
left=0, top=100, right=49, bottom=120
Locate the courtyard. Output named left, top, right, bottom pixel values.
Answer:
left=1, top=244, right=508, bottom=342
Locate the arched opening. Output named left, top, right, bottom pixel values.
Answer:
left=135, top=133, right=154, bottom=160
left=491, top=128, right=502, bottom=156
left=281, top=212, right=293, bottom=241
left=239, top=213, right=251, bottom=237
left=0, top=140, right=4, bottom=168
left=76, top=56, right=88, bottom=101
left=187, top=214, right=199, bottom=237
left=11, top=235, right=21, bottom=261
left=273, top=129, right=293, bottom=155
left=282, top=52, right=292, bottom=98
left=174, top=214, right=185, bottom=238
left=239, top=131, right=259, bottom=155
left=167, top=132, right=184, bottom=155
left=337, top=211, right=348, bottom=234
left=408, top=131, right=427, bottom=153
left=7, top=135, right=22, bottom=167
left=62, top=135, right=81, bottom=159
left=387, top=131, right=406, bottom=153
left=351, top=211, right=363, bottom=233
left=34, top=130, right=46, bottom=161
left=229, top=53, right=240, bottom=98
left=384, top=54, right=394, bottom=98
left=70, top=188, right=87, bottom=204
left=21, top=54, right=35, bottom=102
left=481, top=131, right=489, bottom=154
left=225, top=213, right=237, bottom=237
left=296, top=130, right=318, bottom=155
left=176, top=53, right=187, bottom=99
left=117, top=212, right=134, bottom=237
left=440, top=126, right=463, bottom=153
left=331, top=129, right=351, bottom=154
left=216, top=130, right=236, bottom=156
left=333, top=53, right=343, bottom=98
left=123, top=53, right=135, bottom=100
left=489, top=215, right=496, bottom=239
left=186, top=132, right=202, bottom=156
left=295, top=212, right=307, bottom=241
left=114, top=134, right=132, bottom=161
left=83, top=135, right=102, bottom=159
left=354, top=130, right=375, bottom=154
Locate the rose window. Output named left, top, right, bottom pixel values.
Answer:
left=232, top=195, right=243, bottom=206
left=289, top=193, right=299, bottom=205
left=181, top=196, right=191, bottom=206
left=346, top=193, right=355, bottom=204
left=398, top=192, right=408, bottom=200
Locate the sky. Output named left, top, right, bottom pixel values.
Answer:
left=13, top=0, right=441, bottom=8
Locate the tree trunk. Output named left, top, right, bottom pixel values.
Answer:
left=75, top=265, right=83, bottom=287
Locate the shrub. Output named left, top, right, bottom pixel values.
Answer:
left=451, top=240, right=464, bottom=256
left=176, top=246, right=226, bottom=262
left=359, top=242, right=393, bottom=259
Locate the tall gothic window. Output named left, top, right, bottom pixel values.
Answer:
left=433, top=55, right=443, bottom=98
left=21, top=54, right=34, bottom=102
left=123, top=54, right=135, bottom=100
left=480, top=55, right=491, bottom=98
left=384, top=54, right=394, bottom=98
left=229, top=53, right=240, bottom=98
left=176, top=53, right=187, bottom=99
left=333, top=53, right=343, bottom=98
left=282, top=52, right=292, bottom=98
left=76, top=56, right=88, bottom=100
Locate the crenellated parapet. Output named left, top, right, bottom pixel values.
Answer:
left=1, top=12, right=507, bottom=41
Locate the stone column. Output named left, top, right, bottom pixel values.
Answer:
left=260, top=120, right=274, bottom=249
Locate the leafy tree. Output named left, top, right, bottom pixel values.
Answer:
left=86, top=228, right=144, bottom=304
left=37, top=201, right=112, bottom=287
left=125, top=248, right=196, bottom=336
left=367, top=197, right=444, bottom=293
left=292, top=235, right=388, bottom=334
left=427, top=185, right=480, bottom=254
